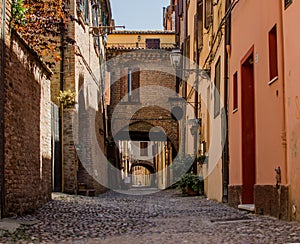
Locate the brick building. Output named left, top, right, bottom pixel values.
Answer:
left=50, top=0, right=113, bottom=195
left=106, top=31, right=179, bottom=190
left=0, top=0, right=52, bottom=216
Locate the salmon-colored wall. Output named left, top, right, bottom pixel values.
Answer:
left=229, top=0, right=287, bottom=186
left=283, top=0, right=300, bottom=220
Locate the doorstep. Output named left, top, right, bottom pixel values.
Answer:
left=238, top=204, right=255, bottom=212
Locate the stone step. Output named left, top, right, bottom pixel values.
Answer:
left=238, top=204, right=255, bottom=212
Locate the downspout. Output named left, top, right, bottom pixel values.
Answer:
left=96, top=5, right=107, bottom=151
left=222, top=0, right=231, bottom=203
left=1, top=0, right=6, bottom=218
left=183, top=0, right=187, bottom=99
left=60, top=17, right=65, bottom=192
left=182, top=0, right=187, bottom=155
left=278, top=0, right=287, bottom=185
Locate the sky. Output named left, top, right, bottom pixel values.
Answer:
left=110, top=0, right=170, bottom=30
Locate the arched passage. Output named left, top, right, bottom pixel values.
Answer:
left=130, top=160, right=156, bottom=187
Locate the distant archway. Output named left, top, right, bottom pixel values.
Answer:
left=130, top=160, right=156, bottom=187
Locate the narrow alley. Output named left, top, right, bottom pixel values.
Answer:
left=0, top=189, right=299, bottom=243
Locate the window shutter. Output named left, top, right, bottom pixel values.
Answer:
left=197, top=1, right=204, bottom=50
left=214, top=58, right=221, bottom=117
left=131, top=69, right=140, bottom=102
left=120, top=69, right=128, bottom=100
left=175, top=4, right=180, bottom=44
left=205, top=0, right=212, bottom=29
left=178, top=0, right=183, bottom=17
left=84, top=0, right=89, bottom=24
left=194, top=13, right=198, bottom=63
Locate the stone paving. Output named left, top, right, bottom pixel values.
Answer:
left=0, top=189, right=300, bottom=243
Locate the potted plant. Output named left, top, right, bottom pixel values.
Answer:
left=57, top=90, right=76, bottom=108
left=197, top=155, right=207, bottom=167
left=178, top=173, right=204, bottom=196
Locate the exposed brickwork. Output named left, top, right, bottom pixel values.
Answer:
left=254, top=185, right=290, bottom=221
left=63, top=109, right=78, bottom=194
left=49, top=0, right=109, bottom=194
left=107, top=50, right=178, bottom=151
left=1, top=28, right=52, bottom=216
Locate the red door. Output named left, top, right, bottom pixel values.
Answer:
left=241, top=52, right=256, bottom=204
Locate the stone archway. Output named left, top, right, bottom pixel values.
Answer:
left=130, top=160, right=156, bottom=187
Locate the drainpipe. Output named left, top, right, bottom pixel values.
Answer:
left=277, top=0, right=288, bottom=185
left=182, top=0, right=187, bottom=156
left=60, top=17, right=65, bottom=192
left=222, top=0, right=231, bottom=203
left=1, top=0, right=6, bottom=218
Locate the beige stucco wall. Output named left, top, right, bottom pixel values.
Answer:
left=107, top=32, right=175, bottom=48
left=183, top=0, right=226, bottom=202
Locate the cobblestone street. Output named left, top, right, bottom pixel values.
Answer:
left=0, top=189, right=300, bottom=243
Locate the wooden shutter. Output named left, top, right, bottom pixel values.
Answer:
left=178, top=0, right=183, bottom=17
left=175, top=4, right=181, bottom=44
left=205, top=0, right=212, bottom=29
left=131, top=69, right=140, bottom=102
left=194, top=13, right=198, bottom=63
left=197, top=1, right=204, bottom=50
left=214, top=57, right=221, bottom=117
left=84, top=0, right=89, bottom=24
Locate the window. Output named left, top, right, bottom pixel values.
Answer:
left=84, top=0, right=89, bottom=24
left=285, top=0, right=293, bottom=9
left=233, top=72, right=238, bottom=111
left=76, top=0, right=83, bottom=13
left=92, top=1, right=100, bottom=54
left=146, top=39, right=160, bottom=49
left=128, top=69, right=132, bottom=99
left=197, top=0, right=204, bottom=50
left=140, top=142, right=148, bottom=156
left=127, top=69, right=140, bottom=102
left=193, top=14, right=198, bottom=63
left=205, top=0, right=213, bottom=29
left=268, top=25, right=278, bottom=82
left=184, top=36, right=190, bottom=73
left=214, top=57, right=221, bottom=117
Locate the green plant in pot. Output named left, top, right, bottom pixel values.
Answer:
left=178, top=173, right=204, bottom=196
left=197, top=155, right=207, bottom=167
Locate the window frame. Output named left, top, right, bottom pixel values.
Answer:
left=268, top=24, right=278, bottom=84
left=140, top=142, right=148, bottom=156
left=214, top=57, right=221, bottom=118
left=233, top=71, right=238, bottom=112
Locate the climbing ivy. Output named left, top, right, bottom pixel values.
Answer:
left=11, top=0, right=27, bottom=26
left=11, top=0, right=73, bottom=65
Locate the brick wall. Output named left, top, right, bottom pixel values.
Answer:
left=58, top=0, right=108, bottom=194
left=1, top=28, right=52, bottom=216
left=107, top=50, right=179, bottom=152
